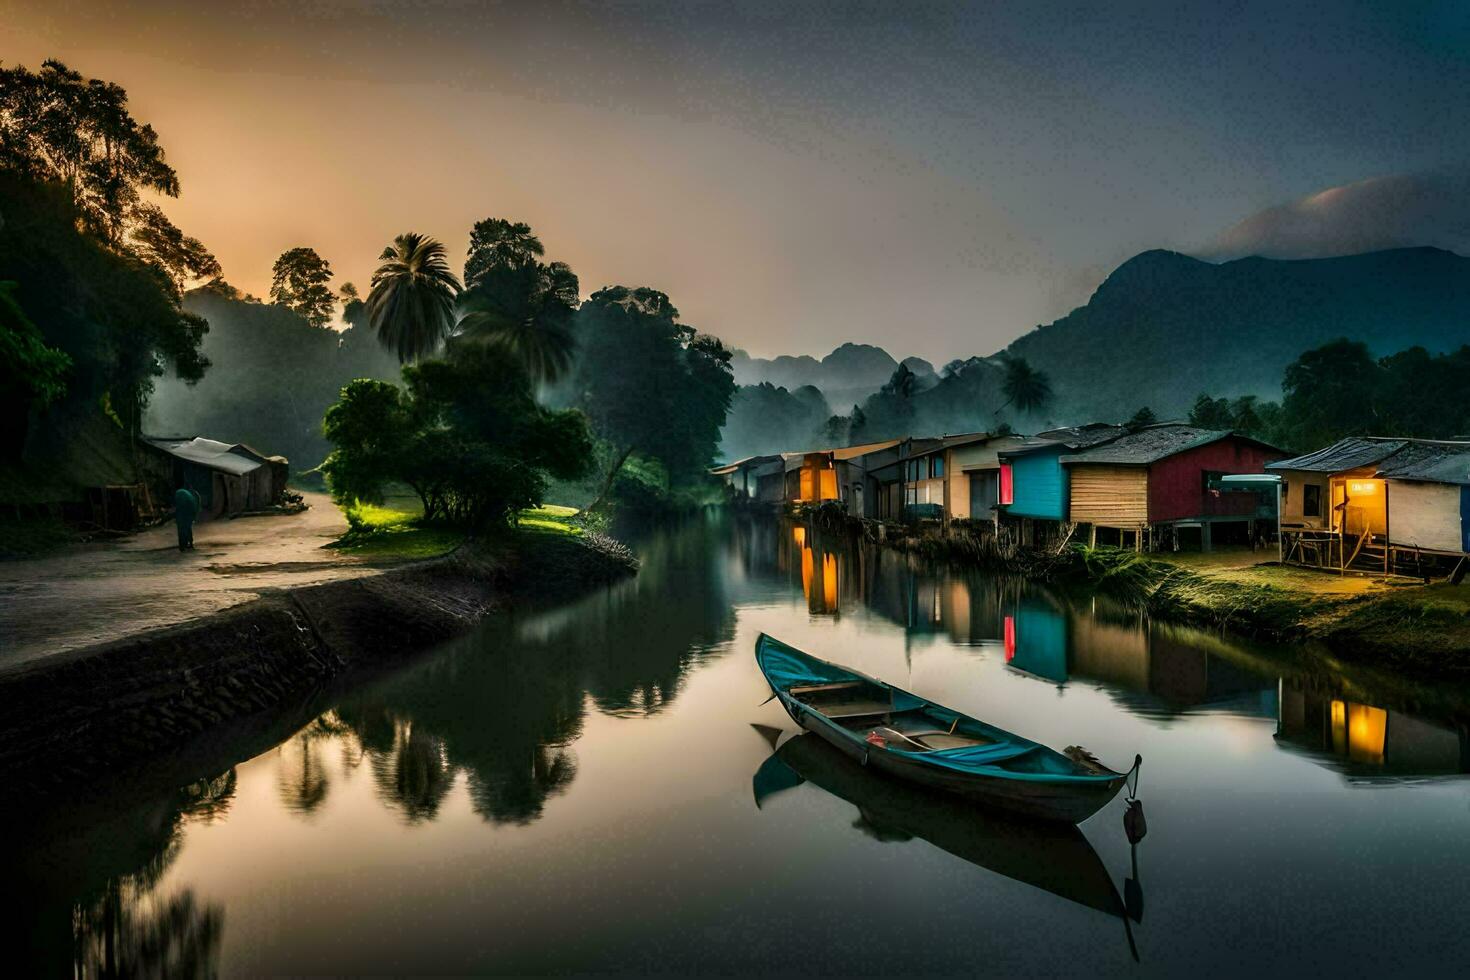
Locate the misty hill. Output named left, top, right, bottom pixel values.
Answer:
left=1006, top=246, right=1470, bottom=421
left=732, top=342, right=933, bottom=405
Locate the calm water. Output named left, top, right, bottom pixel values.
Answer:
left=13, top=515, right=1470, bottom=976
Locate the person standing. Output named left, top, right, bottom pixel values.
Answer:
left=174, top=486, right=201, bottom=551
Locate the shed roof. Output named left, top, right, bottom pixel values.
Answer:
left=709, top=453, right=781, bottom=475
left=143, top=436, right=267, bottom=476
left=999, top=423, right=1127, bottom=458
left=905, top=431, right=996, bottom=457
left=1059, top=424, right=1266, bottom=465
left=1374, top=441, right=1470, bottom=485
left=1265, top=437, right=1410, bottom=474
left=781, top=439, right=900, bottom=461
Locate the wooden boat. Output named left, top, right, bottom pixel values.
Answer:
left=753, top=730, right=1127, bottom=918
left=755, top=633, right=1136, bottom=823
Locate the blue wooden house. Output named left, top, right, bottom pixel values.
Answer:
left=997, top=424, right=1125, bottom=540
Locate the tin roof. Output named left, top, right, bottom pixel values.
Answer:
left=1374, top=441, right=1470, bottom=484
left=1265, top=437, right=1410, bottom=474
left=998, top=423, right=1127, bottom=458
left=1060, top=424, right=1252, bottom=465
left=143, top=436, right=268, bottom=476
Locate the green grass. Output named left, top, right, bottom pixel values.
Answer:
left=328, top=500, right=588, bottom=559
left=517, top=504, right=582, bottom=537
left=328, top=499, right=464, bottom=561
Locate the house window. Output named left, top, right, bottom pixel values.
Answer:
left=999, top=463, right=1014, bottom=505
left=931, top=455, right=944, bottom=478
left=906, top=487, right=917, bottom=505
left=1303, top=483, right=1322, bottom=518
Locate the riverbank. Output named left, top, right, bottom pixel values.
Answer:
left=0, top=527, right=639, bottom=793
left=864, top=518, right=1470, bottom=677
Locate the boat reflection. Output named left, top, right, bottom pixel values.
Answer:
left=751, top=730, right=1131, bottom=922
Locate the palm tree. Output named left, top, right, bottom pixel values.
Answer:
left=455, top=260, right=579, bottom=384
left=367, top=233, right=462, bottom=363
left=995, top=354, right=1053, bottom=416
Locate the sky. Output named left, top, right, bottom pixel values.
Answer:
left=6, top=1, right=1470, bottom=362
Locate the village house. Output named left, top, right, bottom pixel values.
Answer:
left=1266, top=436, right=1470, bottom=574
left=995, top=423, right=1127, bottom=545
left=1377, top=442, right=1470, bottom=569
left=887, top=432, right=1029, bottom=526
left=781, top=440, right=901, bottom=518
left=710, top=454, right=785, bottom=506
left=1059, top=424, right=1285, bottom=551
left=142, top=436, right=289, bottom=518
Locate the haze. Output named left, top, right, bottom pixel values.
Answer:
left=7, top=0, right=1470, bottom=361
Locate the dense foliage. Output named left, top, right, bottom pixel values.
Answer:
left=146, top=287, right=401, bottom=469
left=0, top=176, right=209, bottom=441
left=321, top=346, right=593, bottom=528
left=269, top=247, right=335, bottom=327
left=572, top=286, right=735, bottom=507
left=718, top=382, right=830, bottom=462
left=1188, top=338, right=1470, bottom=451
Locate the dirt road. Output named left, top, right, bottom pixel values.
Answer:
left=0, top=493, right=390, bottom=669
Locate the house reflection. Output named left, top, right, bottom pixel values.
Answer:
left=1276, top=679, right=1470, bottom=776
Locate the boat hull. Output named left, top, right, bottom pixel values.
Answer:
left=787, top=697, right=1127, bottom=824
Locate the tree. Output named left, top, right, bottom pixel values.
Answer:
left=1281, top=338, right=1385, bottom=448
left=270, top=247, right=335, bottom=327
left=0, top=59, right=180, bottom=246
left=367, top=233, right=462, bottom=363
left=321, top=348, right=593, bottom=528
left=464, top=218, right=544, bottom=288
left=574, top=286, right=735, bottom=509
left=996, top=354, right=1053, bottom=416
left=456, top=260, right=579, bottom=384
left=129, top=203, right=220, bottom=291
left=1126, top=406, right=1157, bottom=429
left=1188, top=394, right=1234, bottom=429
left=0, top=175, right=208, bottom=440
left=0, top=280, right=71, bottom=457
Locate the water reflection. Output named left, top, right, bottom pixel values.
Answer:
left=752, top=729, right=1129, bottom=919
left=1276, top=678, right=1470, bottom=779
left=12, top=768, right=231, bottom=976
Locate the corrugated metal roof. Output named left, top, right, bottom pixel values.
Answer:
left=906, top=432, right=995, bottom=457
left=1266, top=437, right=1409, bottom=474
left=1375, top=441, right=1470, bottom=484
left=710, top=453, right=781, bottom=475
left=144, top=437, right=265, bottom=476
left=1060, top=425, right=1235, bottom=465
left=997, top=423, right=1127, bottom=458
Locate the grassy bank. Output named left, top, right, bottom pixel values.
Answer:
left=328, top=499, right=589, bottom=561
left=1060, top=546, right=1470, bottom=676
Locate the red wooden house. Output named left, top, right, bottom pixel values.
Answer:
left=1060, top=424, right=1285, bottom=549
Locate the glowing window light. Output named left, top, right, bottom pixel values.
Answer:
left=999, top=464, right=1014, bottom=505
left=822, top=553, right=838, bottom=609
left=1347, top=481, right=1380, bottom=495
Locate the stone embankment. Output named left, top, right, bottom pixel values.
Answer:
left=0, top=535, right=638, bottom=791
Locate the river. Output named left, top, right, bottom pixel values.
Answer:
left=12, top=514, right=1470, bottom=976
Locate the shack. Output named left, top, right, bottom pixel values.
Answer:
left=1060, top=424, right=1284, bottom=550
left=895, top=432, right=1029, bottom=526
left=782, top=440, right=901, bottom=517
left=996, top=424, right=1126, bottom=545
left=142, top=436, right=287, bottom=518
left=711, top=454, right=784, bottom=506
left=1375, top=441, right=1470, bottom=572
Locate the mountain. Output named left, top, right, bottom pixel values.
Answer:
left=1004, top=247, right=1470, bottom=421
left=732, top=342, right=902, bottom=395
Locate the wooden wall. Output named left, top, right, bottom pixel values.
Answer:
left=1068, top=465, right=1148, bottom=527
left=1148, top=438, right=1283, bottom=523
